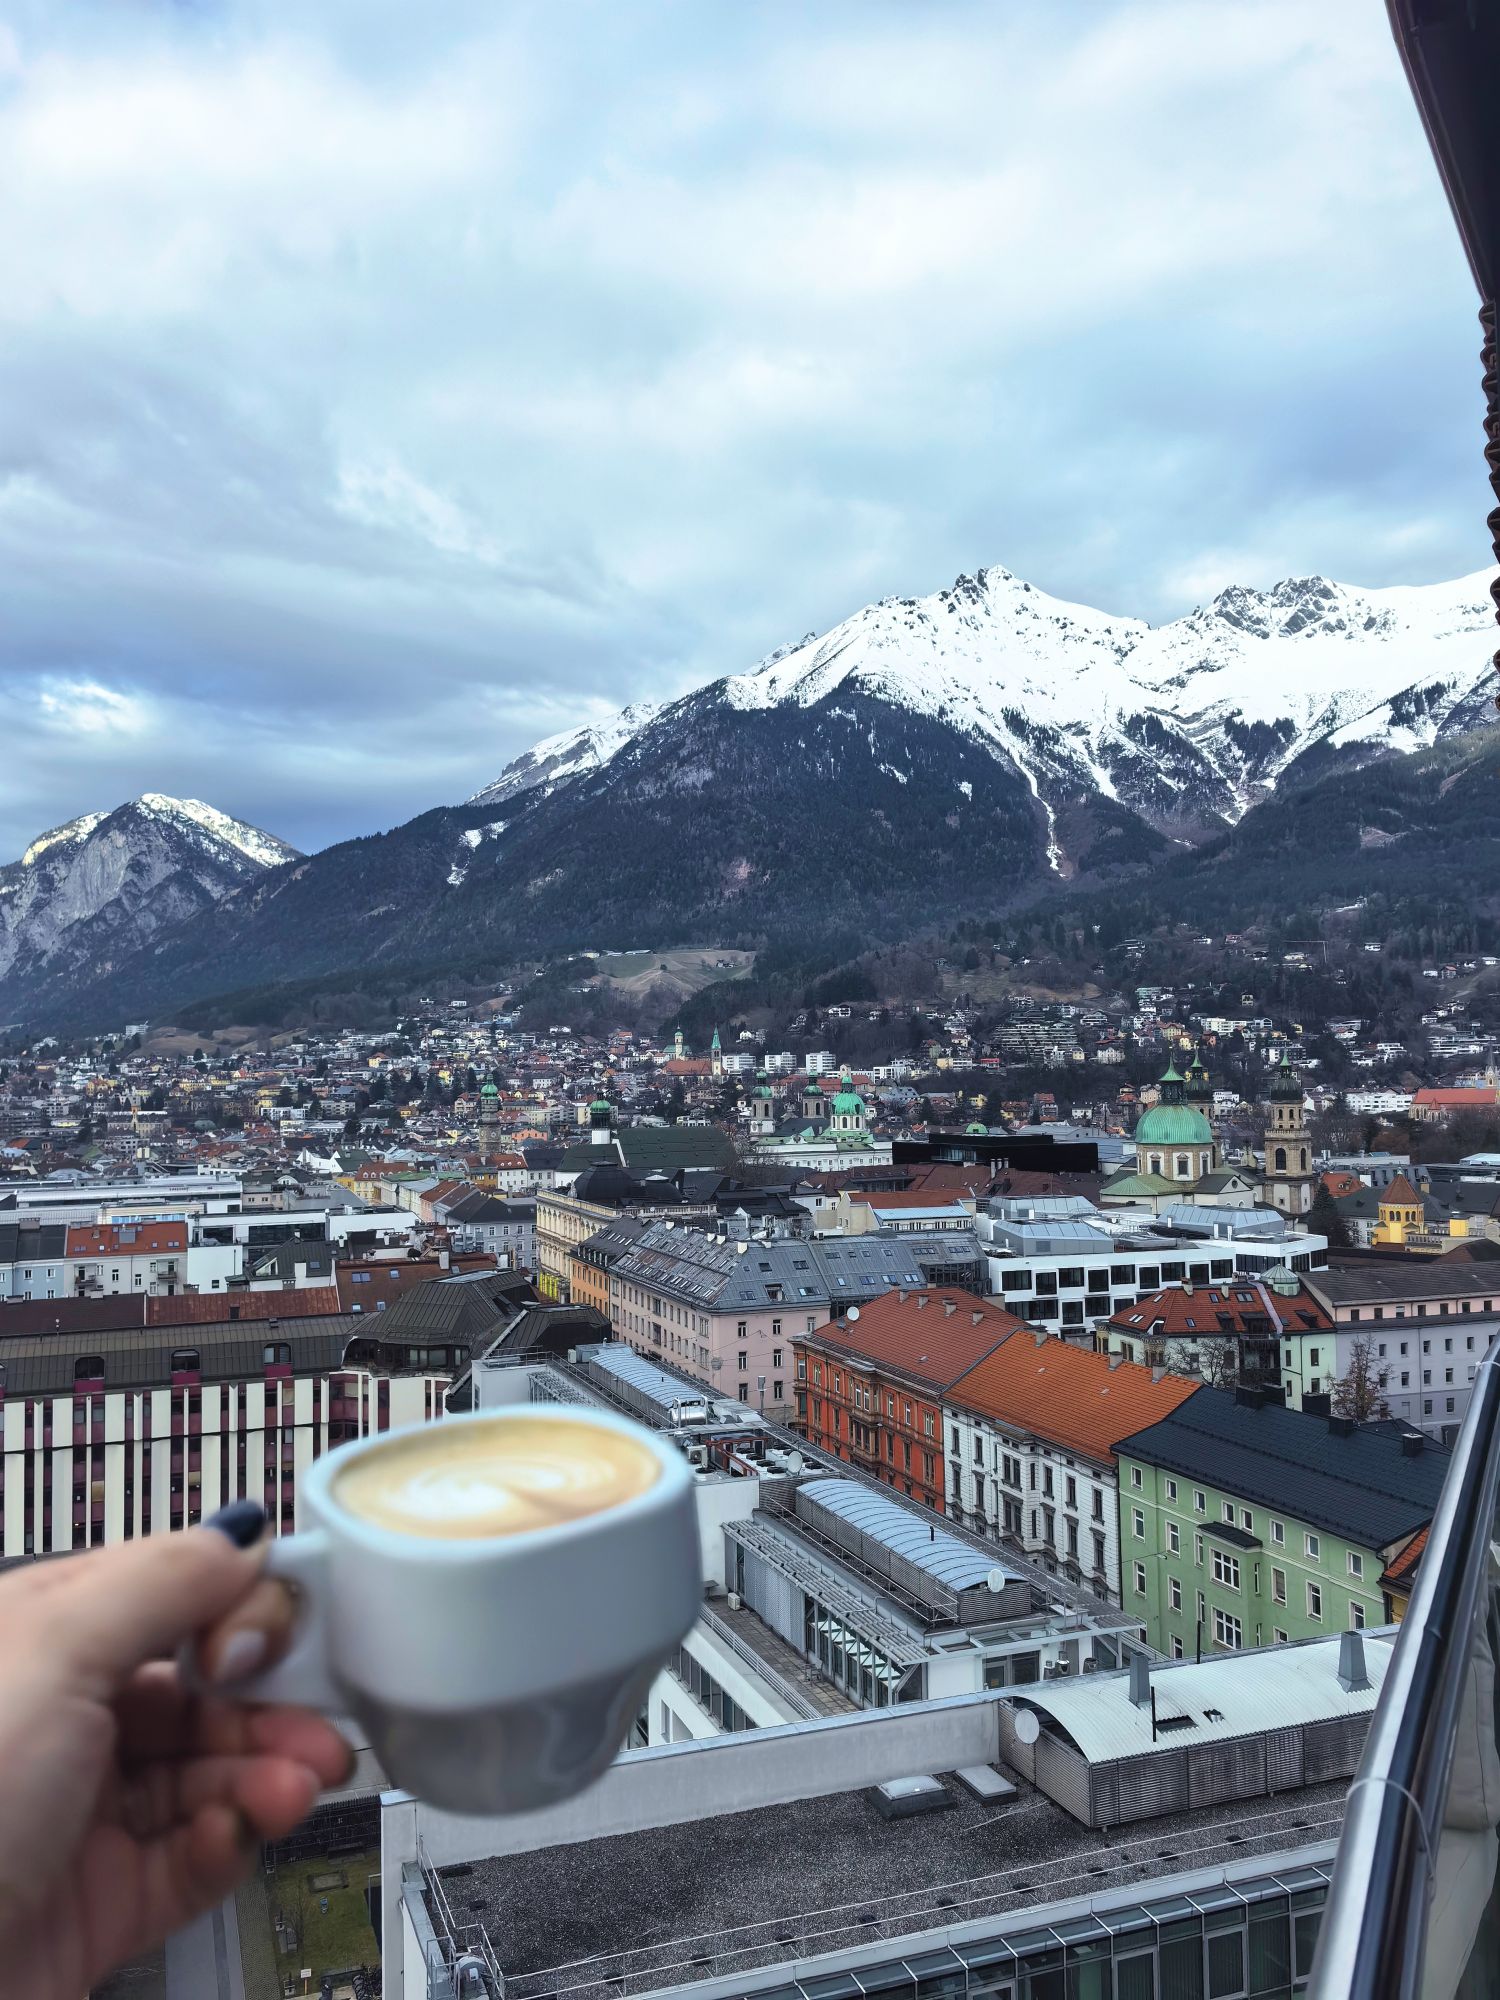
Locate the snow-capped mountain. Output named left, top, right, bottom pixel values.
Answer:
left=483, top=564, right=1497, bottom=870
left=0, top=795, right=297, bottom=1015
left=470, top=703, right=661, bottom=810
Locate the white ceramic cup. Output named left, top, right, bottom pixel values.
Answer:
left=211, top=1404, right=701, bottom=1815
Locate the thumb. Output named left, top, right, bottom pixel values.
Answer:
left=51, top=1527, right=268, bottom=1692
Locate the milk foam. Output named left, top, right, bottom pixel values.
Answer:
left=334, top=1418, right=658, bottom=1540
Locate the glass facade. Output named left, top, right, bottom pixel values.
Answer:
left=721, top=1870, right=1327, bottom=2000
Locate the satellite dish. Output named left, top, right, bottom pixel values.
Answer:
left=786, top=1450, right=804, bottom=1473
left=1013, top=1709, right=1041, bottom=1745
left=986, top=1566, right=1006, bottom=1594
left=847, top=1305, right=861, bottom=1321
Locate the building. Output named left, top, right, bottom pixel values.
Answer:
left=974, top=1193, right=1327, bottom=1337
left=438, top=1188, right=535, bottom=1267
left=944, top=1335, right=1201, bottom=1599
left=1262, top=1055, right=1317, bottom=1216
left=611, top=1225, right=954, bottom=1416
left=796, top=1289, right=1023, bottom=1511
left=1299, top=1262, right=1500, bottom=1441
left=1099, top=1268, right=1333, bottom=1395
left=1099, top=1060, right=1223, bottom=1206
left=1115, top=1389, right=1448, bottom=1656
left=567, top=1214, right=648, bottom=1316
left=554, top=1098, right=737, bottom=1185
left=1410, top=1083, right=1500, bottom=1123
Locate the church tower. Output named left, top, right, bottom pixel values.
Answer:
left=710, top=1027, right=723, bottom=1080
left=1262, top=1055, right=1315, bottom=1216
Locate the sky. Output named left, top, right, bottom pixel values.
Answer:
left=0, top=0, right=1488, bottom=859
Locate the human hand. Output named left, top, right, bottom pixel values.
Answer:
left=0, top=1506, right=353, bottom=2000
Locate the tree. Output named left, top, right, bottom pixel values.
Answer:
left=1193, top=1336, right=1239, bottom=1390
left=1331, top=1338, right=1390, bottom=1424
left=1309, top=1182, right=1352, bottom=1250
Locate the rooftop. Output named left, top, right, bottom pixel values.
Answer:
left=1114, top=1392, right=1450, bottom=1550
left=950, top=1334, right=1201, bottom=1466
left=801, top=1288, right=1021, bottom=1392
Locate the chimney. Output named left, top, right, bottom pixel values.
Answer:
left=1034, top=1328, right=1048, bottom=1348
left=1338, top=1629, right=1371, bottom=1693
left=944, top=1299, right=957, bottom=1317
left=917, top=1295, right=929, bottom=1310
left=1108, top=1351, right=1125, bottom=1370
left=1401, top=1431, right=1425, bottom=1457
left=1152, top=1365, right=1167, bottom=1382
left=898, top=1290, right=908, bottom=1305
left=1128, top=1654, right=1152, bottom=1708
left=1236, top=1383, right=1265, bottom=1410
left=1328, top=1413, right=1357, bottom=1438
left=971, top=1310, right=984, bottom=1325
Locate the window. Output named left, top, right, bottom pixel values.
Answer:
left=170, top=1347, right=200, bottom=1373
left=1132, top=1561, right=1146, bottom=1594
left=1305, top=1532, right=1320, bottom=1560
left=1222, top=1501, right=1235, bottom=1524
left=1348, top=1551, right=1364, bottom=1579
left=1194, top=1489, right=1206, bottom=1513
left=1171, top=1635, right=1185, bottom=1657
left=1272, top=1567, right=1287, bottom=1605
left=1169, top=1577, right=1182, bottom=1611
left=1271, top=1519, right=1285, bottom=1545
left=1307, top=1581, right=1323, bottom=1621
left=1275, top=1628, right=1290, bottom=1644
left=1130, top=1465, right=1143, bottom=1488
left=1165, top=1478, right=1178, bottom=1501
left=1213, top=1607, right=1243, bottom=1650
left=1350, top=1600, right=1367, bottom=1631
left=1212, top=1549, right=1240, bottom=1590
left=1167, top=1522, right=1180, bottom=1554
left=1132, top=1508, right=1145, bottom=1539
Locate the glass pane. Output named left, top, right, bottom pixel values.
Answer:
left=1158, top=1935, right=1204, bottom=2000
left=1205, top=1929, right=1243, bottom=1998
left=1292, top=1913, right=1321, bottom=1979
left=1115, top=1953, right=1155, bottom=2000
left=1248, top=1910, right=1289, bottom=1995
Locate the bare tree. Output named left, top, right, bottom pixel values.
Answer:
left=1192, top=1336, right=1239, bottom=1390
left=1331, top=1337, right=1391, bottom=1424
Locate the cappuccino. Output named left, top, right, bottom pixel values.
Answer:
left=334, top=1416, right=660, bottom=1540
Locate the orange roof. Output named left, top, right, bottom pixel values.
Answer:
left=951, top=1337, right=1201, bottom=1465
left=65, top=1221, right=188, bottom=1258
left=1412, top=1087, right=1498, bottom=1107
left=801, top=1288, right=1024, bottom=1392
left=1321, top=1170, right=1363, bottom=1198
left=1381, top=1174, right=1422, bottom=1206
left=846, top=1188, right=972, bottom=1210
left=1382, top=1525, right=1428, bottom=1589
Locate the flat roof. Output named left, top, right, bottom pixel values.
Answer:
left=1307, top=1265, right=1500, bottom=1305
left=1010, top=1634, right=1392, bottom=1764
left=441, top=1775, right=1346, bottom=2000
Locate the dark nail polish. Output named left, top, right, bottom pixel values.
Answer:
left=206, top=1500, right=266, bottom=1549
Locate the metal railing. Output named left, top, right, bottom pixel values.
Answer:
left=697, top=1600, right=824, bottom=1719
left=1310, top=1337, right=1500, bottom=1997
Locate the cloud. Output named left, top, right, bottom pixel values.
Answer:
left=0, top=0, right=1485, bottom=859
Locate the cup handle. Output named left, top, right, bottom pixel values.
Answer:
left=182, top=1530, right=342, bottom=1713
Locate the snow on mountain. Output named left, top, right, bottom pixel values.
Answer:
left=487, top=563, right=1498, bottom=867
left=469, top=703, right=661, bottom=809
left=0, top=795, right=298, bottom=1003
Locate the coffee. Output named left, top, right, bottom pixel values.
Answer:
left=334, top=1416, right=660, bottom=1540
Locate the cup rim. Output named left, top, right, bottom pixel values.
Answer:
left=300, top=1402, right=695, bottom=1558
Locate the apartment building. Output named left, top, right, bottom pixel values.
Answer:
left=944, top=1337, right=1199, bottom=1601
left=1300, top=1262, right=1500, bottom=1441
left=1115, top=1389, right=1448, bottom=1656
left=611, top=1225, right=943, bottom=1417
left=795, top=1289, right=1022, bottom=1512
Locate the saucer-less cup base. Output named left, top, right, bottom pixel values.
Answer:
left=350, top=1663, right=659, bottom=1815
left=201, top=1406, right=702, bottom=1817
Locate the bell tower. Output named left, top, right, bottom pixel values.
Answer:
left=1262, top=1055, right=1315, bottom=1216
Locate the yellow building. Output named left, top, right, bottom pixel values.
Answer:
left=1371, top=1173, right=1471, bottom=1254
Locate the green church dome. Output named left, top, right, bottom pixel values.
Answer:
left=1134, top=1102, right=1213, bottom=1146
left=480, top=1082, right=500, bottom=1098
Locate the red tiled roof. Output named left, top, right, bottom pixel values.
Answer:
left=65, top=1221, right=188, bottom=1257
left=951, top=1337, right=1201, bottom=1464
left=1412, top=1088, right=1498, bottom=1108
left=800, top=1288, right=1024, bottom=1392
left=1382, top=1525, right=1428, bottom=1589
left=1321, top=1171, right=1364, bottom=1199
left=1109, top=1281, right=1332, bottom=1338
left=1382, top=1174, right=1422, bottom=1206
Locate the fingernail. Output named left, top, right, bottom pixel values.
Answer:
left=205, top=1500, right=266, bottom=1550
left=210, top=1628, right=268, bottom=1685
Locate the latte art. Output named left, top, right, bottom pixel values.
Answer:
left=334, top=1417, right=660, bottom=1539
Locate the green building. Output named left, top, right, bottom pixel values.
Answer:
left=1114, top=1386, right=1447, bottom=1657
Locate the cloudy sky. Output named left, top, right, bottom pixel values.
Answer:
left=0, top=0, right=1486, bottom=858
